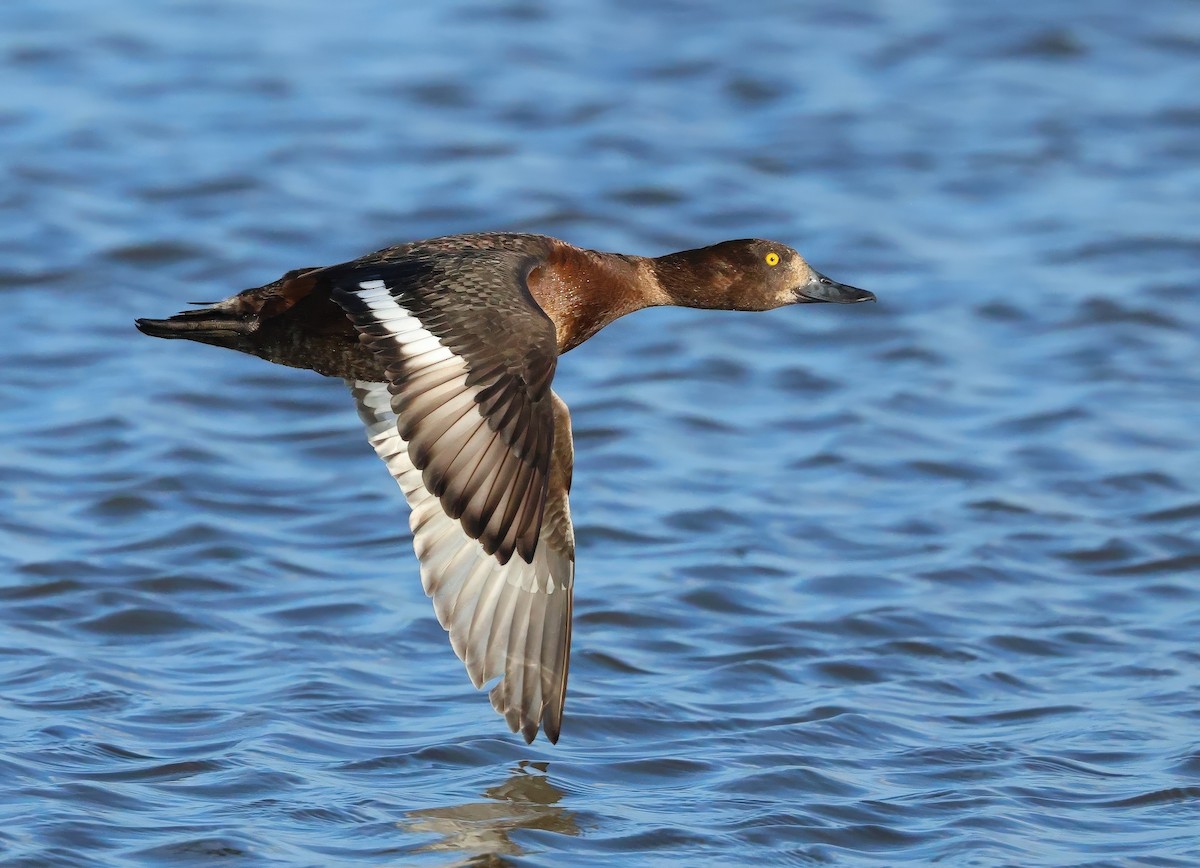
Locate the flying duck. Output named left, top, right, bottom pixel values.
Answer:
left=136, top=232, right=874, bottom=743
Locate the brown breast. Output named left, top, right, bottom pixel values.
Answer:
left=528, top=240, right=666, bottom=354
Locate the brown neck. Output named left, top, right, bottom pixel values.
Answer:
left=649, top=247, right=740, bottom=310
left=529, top=244, right=670, bottom=353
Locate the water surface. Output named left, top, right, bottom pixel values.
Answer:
left=2, top=0, right=1199, bottom=864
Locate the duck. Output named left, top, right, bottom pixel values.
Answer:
left=136, top=232, right=875, bottom=743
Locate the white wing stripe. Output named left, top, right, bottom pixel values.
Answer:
left=352, top=293, right=462, bottom=385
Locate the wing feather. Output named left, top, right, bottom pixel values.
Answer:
left=332, top=254, right=557, bottom=564
left=348, top=380, right=575, bottom=743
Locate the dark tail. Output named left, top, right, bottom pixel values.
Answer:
left=136, top=265, right=324, bottom=354
left=135, top=307, right=258, bottom=351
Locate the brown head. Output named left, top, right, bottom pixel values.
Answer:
left=652, top=239, right=874, bottom=311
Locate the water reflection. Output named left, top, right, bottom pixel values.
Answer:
left=402, top=762, right=577, bottom=863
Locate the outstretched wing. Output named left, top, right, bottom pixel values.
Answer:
left=330, top=251, right=574, bottom=741
left=350, top=380, right=575, bottom=743
left=330, top=252, right=559, bottom=565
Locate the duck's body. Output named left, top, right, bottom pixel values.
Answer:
left=137, top=232, right=873, bottom=743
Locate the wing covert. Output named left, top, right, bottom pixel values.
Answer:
left=331, top=252, right=559, bottom=564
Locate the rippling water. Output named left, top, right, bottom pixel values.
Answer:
left=3, top=0, right=1199, bottom=864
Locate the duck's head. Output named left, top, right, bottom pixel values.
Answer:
left=655, top=239, right=875, bottom=312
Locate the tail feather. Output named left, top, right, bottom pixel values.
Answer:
left=135, top=307, right=258, bottom=349
left=136, top=265, right=324, bottom=349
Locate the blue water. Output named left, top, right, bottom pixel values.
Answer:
left=3, top=0, right=1200, bottom=864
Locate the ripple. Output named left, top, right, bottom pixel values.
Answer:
left=1139, top=501, right=1200, bottom=523
left=128, top=836, right=256, bottom=863
left=1104, top=554, right=1200, bottom=576
left=77, top=607, right=207, bottom=637
left=105, top=240, right=208, bottom=265
left=1102, top=786, right=1200, bottom=809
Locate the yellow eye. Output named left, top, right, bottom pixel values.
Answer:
left=765, top=252, right=780, bottom=266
